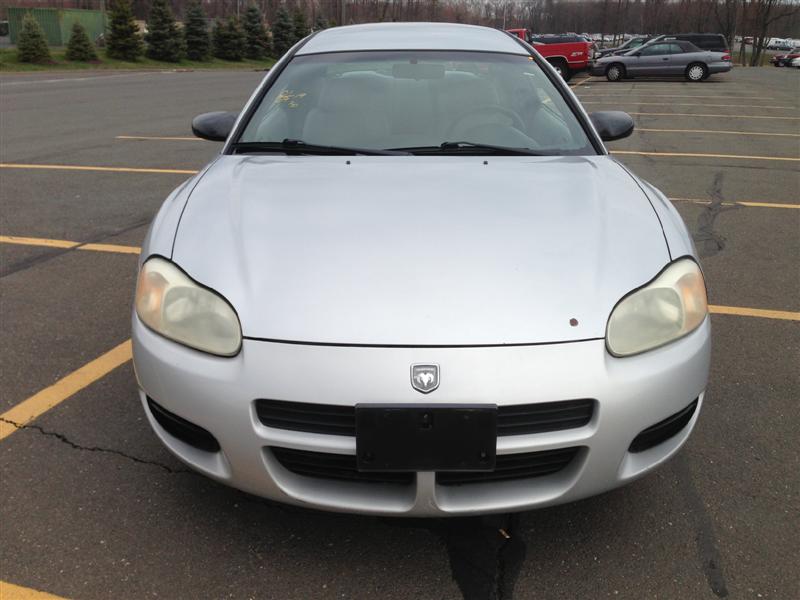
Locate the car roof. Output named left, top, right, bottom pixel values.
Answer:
left=296, top=23, right=527, bottom=56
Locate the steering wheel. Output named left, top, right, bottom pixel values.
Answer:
left=446, top=105, right=526, bottom=139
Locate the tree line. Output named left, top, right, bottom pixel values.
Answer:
left=16, top=0, right=319, bottom=63
left=15, top=0, right=800, bottom=66
left=118, top=0, right=797, bottom=41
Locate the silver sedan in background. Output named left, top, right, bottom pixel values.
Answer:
left=592, top=40, right=732, bottom=81
left=133, top=23, right=711, bottom=516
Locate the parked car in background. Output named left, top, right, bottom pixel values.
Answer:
left=767, top=38, right=794, bottom=50
left=596, top=36, right=655, bottom=58
left=592, top=40, right=732, bottom=81
left=770, top=48, right=800, bottom=66
left=506, top=29, right=593, bottom=80
left=791, top=56, right=800, bottom=68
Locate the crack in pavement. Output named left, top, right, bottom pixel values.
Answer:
left=384, top=513, right=526, bottom=600
left=693, top=172, right=742, bottom=258
left=0, top=218, right=149, bottom=278
left=673, top=452, right=729, bottom=597
left=0, top=416, right=194, bottom=475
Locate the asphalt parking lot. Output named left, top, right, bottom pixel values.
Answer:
left=1, top=65, right=798, bottom=600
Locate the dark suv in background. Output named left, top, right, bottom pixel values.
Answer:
left=657, top=33, right=729, bottom=52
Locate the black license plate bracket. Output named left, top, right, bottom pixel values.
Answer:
left=355, top=404, right=497, bottom=472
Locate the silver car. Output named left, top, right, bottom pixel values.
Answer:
left=592, top=39, right=732, bottom=81
left=133, top=23, right=711, bottom=516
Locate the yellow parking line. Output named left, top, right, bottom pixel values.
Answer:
left=0, top=163, right=198, bottom=175
left=636, top=128, right=800, bottom=138
left=583, top=101, right=794, bottom=109
left=612, top=150, right=799, bottom=162
left=626, top=112, right=800, bottom=121
left=569, top=77, right=593, bottom=88
left=0, top=581, right=69, bottom=600
left=579, top=94, right=776, bottom=100
left=670, top=197, right=799, bottom=209
left=79, top=242, right=141, bottom=254
left=0, top=235, right=141, bottom=254
left=709, top=305, right=800, bottom=321
left=116, top=135, right=200, bottom=141
left=0, top=236, right=78, bottom=249
left=0, top=340, right=132, bottom=442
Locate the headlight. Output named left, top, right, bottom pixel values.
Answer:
left=606, top=258, right=708, bottom=357
left=135, top=257, right=242, bottom=356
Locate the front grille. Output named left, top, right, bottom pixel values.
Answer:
left=147, top=397, right=220, bottom=453
left=497, top=399, right=594, bottom=435
left=256, top=399, right=355, bottom=436
left=270, top=447, right=414, bottom=485
left=256, top=399, right=593, bottom=437
left=437, top=447, right=581, bottom=486
left=269, top=446, right=579, bottom=486
left=629, top=398, right=699, bottom=453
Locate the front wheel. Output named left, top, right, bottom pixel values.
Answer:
left=685, top=63, right=708, bottom=82
left=606, top=64, right=624, bottom=81
left=547, top=59, right=573, bottom=81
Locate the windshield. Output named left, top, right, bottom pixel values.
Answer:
left=236, top=51, right=595, bottom=155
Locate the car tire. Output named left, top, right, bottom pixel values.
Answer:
left=685, top=63, right=708, bottom=81
left=606, top=64, right=624, bottom=82
left=547, top=58, right=573, bottom=81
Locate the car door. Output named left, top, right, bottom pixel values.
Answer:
left=634, top=43, right=673, bottom=75
left=665, top=43, right=689, bottom=75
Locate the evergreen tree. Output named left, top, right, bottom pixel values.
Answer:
left=292, top=8, right=309, bottom=42
left=17, top=14, right=51, bottom=63
left=213, top=17, right=244, bottom=61
left=65, top=21, right=98, bottom=61
left=242, top=5, right=269, bottom=59
left=313, top=15, right=329, bottom=31
left=271, top=6, right=294, bottom=58
left=183, top=1, right=210, bottom=61
left=145, top=0, right=184, bottom=62
left=106, top=0, right=143, bottom=61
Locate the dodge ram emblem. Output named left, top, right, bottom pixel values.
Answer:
left=411, top=364, right=439, bottom=394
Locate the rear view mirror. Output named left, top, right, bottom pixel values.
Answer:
left=392, top=62, right=445, bottom=80
left=589, top=111, right=635, bottom=142
left=191, top=111, right=238, bottom=142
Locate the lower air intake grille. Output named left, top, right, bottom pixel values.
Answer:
left=437, top=447, right=581, bottom=486
left=629, top=398, right=699, bottom=453
left=270, top=447, right=414, bottom=485
left=256, top=399, right=594, bottom=437
left=147, top=397, right=220, bottom=453
left=269, top=446, right=580, bottom=486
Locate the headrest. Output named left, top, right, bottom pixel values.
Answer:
left=317, top=72, right=391, bottom=112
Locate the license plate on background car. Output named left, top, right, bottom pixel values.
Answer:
left=355, top=404, right=497, bottom=472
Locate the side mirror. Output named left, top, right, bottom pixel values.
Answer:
left=191, top=111, right=238, bottom=142
left=589, top=111, right=635, bottom=142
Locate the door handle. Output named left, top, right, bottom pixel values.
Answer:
left=662, top=57, right=669, bottom=60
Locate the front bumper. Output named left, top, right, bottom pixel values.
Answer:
left=590, top=62, right=607, bottom=76
left=132, top=316, right=711, bottom=516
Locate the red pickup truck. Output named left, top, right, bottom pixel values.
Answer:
left=506, top=29, right=593, bottom=81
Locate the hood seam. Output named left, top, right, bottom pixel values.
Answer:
left=612, top=159, right=673, bottom=261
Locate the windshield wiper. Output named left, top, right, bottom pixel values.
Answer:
left=390, top=141, right=548, bottom=156
left=230, top=139, right=409, bottom=156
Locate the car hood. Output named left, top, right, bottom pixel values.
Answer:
left=172, top=155, right=670, bottom=346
